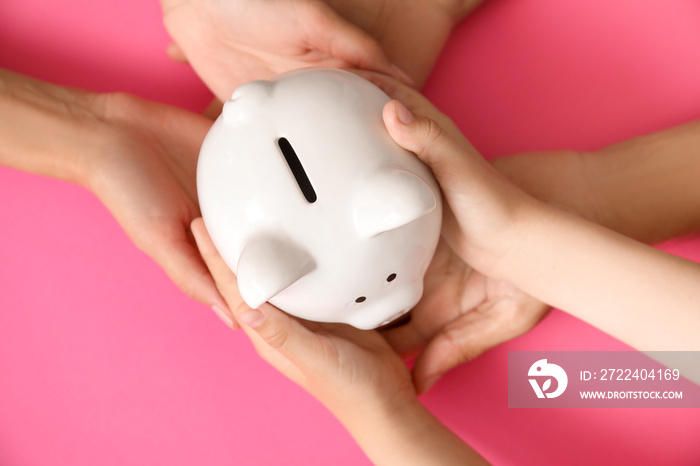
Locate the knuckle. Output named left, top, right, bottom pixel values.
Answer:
left=179, top=268, right=216, bottom=304
left=177, top=277, right=200, bottom=301
left=498, top=298, right=550, bottom=335
left=424, top=119, right=444, bottom=147
left=132, top=230, right=157, bottom=254
left=440, top=325, right=478, bottom=365
left=415, top=118, right=444, bottom=160
left=264, top=326, right=289, bottom=350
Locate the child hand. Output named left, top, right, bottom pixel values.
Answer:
left=192, top=218, right=490, bottom=465
left=381, top=96, right=536, bottom=279
left=190, top=218, right=416, bottom=421
left=382, top=86, right=700, bottom=358
left=341, top=71, right=549, bottom=392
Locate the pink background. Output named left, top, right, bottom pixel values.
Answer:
left=1, top=0, right=699, bottom=464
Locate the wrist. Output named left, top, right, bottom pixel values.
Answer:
left=586, top=121, right=700, bottom=243
left=339, top=394, right=486, bottom=465
left=79, top=92, right=153, bottom=190
left=325, top=379, right=418, bottom=429
left=467, top=192, right=545, bottom=280
left=490, top=150, right=605, bottom=226
left=435, top=0, right=485, bottom=25
left=0, top=69, right=105, bottom=186
left=336, top=395, right=424, bottom=458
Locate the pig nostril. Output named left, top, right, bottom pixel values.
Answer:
left=386, top=273, right=397, bottom=282
left=355, top=296, right=366, bottom=303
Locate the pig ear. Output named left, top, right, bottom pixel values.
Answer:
left=353, top=167, right=437, bottom=238
left=222, top=80, right=274, bottom=124
left=236, top=235, right=316, bottom=309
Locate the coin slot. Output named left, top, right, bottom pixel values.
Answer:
left=277, top=137, right=317, bottom=203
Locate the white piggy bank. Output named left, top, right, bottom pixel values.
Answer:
left=197, top=68, right=442, bottom=329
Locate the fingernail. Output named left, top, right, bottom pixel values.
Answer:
left=239, top=308, right=264, bottom=328
left=214, top=300, right=241, bottom=330
left=422, top=376, right=441, bottom=394
left=395, top=100, right=413, bottom=125
left=212, top=305, right=236, bottom=330
left=214, top=302, right=239, bottom=329
left=391, top=64, right=415, bottom=85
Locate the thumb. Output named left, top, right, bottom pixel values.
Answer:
left=190, top=219, right=324, bottom=368
left=411, top=297, right=551, bottom=394
left=410, top=313, right=490, bottom=395
left=234, top=303, right=327, bottom=374
left=383, top=100, right=483, bottom=200
left=146, top=226, right=237, bottom=329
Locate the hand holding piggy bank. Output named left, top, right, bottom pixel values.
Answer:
left=197, top=68, right=441, bottom=329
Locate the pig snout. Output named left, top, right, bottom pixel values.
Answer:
left=346, top=284, right=423, bottom=330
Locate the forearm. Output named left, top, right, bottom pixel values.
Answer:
left=493, top=120, right=700, bottom=244
left=371, top=5, right=452, bottom=88
left=582, top=120, right=700, bottom=243
left=493, top=200, right=700, bottom=352
left=0, top=69, right=103, bottom=185
left=337, top=397, right=487, bottom=466
left=327, top=0, right=485, bottom=88
left=437, top=0, right=486, bottom=23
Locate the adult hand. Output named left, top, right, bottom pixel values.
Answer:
left=321, top=0, right=484, bottom=87
left=192, top=216, right=491, bottom=463
left=0, top=69, right=236, bottom=328
left=383, top=239, right=550, bottom=394
left=161, top=0, right=410, bottom=101
left=84, top=93, right=236, bottom=327
left=190, top=217, right=414, bottom=416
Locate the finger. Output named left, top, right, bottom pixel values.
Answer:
left=383, top=99, right=485, bottom=196
left=158, top=245, right=237, bottom=330
left=151, top=222, right=238, bottom=329
left=412, top=300, right=551, bottom=394
left=202, top=98, right=223, bottom=120
left=381, top=319, right=429, bottom=358
left=356, top=70, right=471, bottom=142
left=233, top=301, right=328, bottom=370
left=191, top=218, right=243, bottom=307
left=190, top=217, right=243, bottom=329
left=304, top=4, right=413, bottom=85
left=193, top=218, right=326, bottom=364
left=192, top=219, right=318, bottom=383
left=355, top=70, right=428, bottom=111
left=166, top=41, right=188, bottom=63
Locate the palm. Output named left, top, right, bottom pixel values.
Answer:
left=85, top=94, right=221, bottom=307
left=163, top=0, right=397, bottom=100
left=301, top=322, right=414, bottom=408
left=192, top=215, right=415, bottom=411
left=91, top=132, right=197, bottom=246
left=382, top=238, right=550, bottom=391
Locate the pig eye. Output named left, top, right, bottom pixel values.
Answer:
left=355, top=296, right=366, bottom=303
left=277, top=137, right=317, bottom=203
left=386, top=273, right=397, bottom=282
